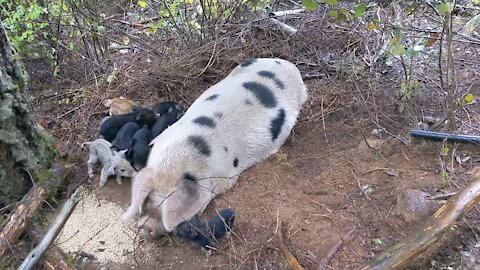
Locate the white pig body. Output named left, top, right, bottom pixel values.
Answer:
left=123, top=58, right=308, bottom=237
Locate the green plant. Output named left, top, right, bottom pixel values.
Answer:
left=0, top=0, right=63, bottom=60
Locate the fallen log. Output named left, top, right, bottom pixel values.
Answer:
left=0, top=163, right=73, bottom=258
left=360, top=166, right=480, bottom=270
left=0, top=187, right=45, bottom=257
left=18, top=186, right=83, bottom=270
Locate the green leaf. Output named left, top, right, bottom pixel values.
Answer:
left=465, top=93, right=474, bottom=103
left=354, top=4, right=366, bottom=17
left=438, top=2, right=453, bottom=14
left=323, top=0, right=338, bottom=5
left=138, top=0, right=147, bottom=8
left=301, top=0, right=318, bottom=10
left=391, top=45, right=405, bottom=56
left=327, top=9, right=338, bottom=18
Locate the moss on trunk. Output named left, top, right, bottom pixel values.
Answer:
left=0, top=20, right=56, bottom=206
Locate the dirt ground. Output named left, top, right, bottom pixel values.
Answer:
left=33, top=75, right=480, bottom=270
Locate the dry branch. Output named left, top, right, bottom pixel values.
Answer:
left=269, top=9, right=305, bottom=17
left=275, top=219, right=305, bottom=270
left=18, top=186, right=83, bottom=270
left=317, top=228, right=355, bottom=270
left=360, top=166, right=480, bottom=270
left=268, top=18, right=298, bottom=35
left=28, top=225, right=72, bottom=270
left=0, top=187, right=45, bottom=257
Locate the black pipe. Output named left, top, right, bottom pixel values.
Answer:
left=410, top=130, right=480, bottom=144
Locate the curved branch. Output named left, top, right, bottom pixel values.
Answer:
left=360, top=166, right=480, bottom=269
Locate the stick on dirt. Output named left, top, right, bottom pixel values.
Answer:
left=318, top=227, right=355, bottom=270
left=360, top=166, right=480, bottom=270
left=18, top=186, right=84, bottom=270
left=275, top=219, right=305, bottom=270
left=28, top=224, right=74, bottom=270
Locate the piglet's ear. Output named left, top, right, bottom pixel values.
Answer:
left=118, top=149, right=128, bottom=158
left=161, top=181, right=213, bottom=232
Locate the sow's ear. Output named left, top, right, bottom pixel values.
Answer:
left=161, top=176, right=211, bottom=232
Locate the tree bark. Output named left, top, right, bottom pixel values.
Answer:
left=0, top=19, right=56, bottom=206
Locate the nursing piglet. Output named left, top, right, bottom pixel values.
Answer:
left=122, top=58, right=308, bottom=239
left=125, top=127, right=153, bottom=170
left=99, top=108, right=157, bottom=142
left=112, top=122, right=141, bottom=150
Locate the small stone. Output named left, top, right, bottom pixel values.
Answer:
left=393, top=190, right=440, bottom=223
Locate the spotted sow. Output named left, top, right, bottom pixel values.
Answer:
left=122, top=58, right=308, bottom=239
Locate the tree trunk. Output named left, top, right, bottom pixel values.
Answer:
left=0, top=20, right=56, bottom=207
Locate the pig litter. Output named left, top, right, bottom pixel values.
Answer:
left=54, top=190, right=154, bottom=263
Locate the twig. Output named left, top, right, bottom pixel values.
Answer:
left=428, top=192, right=457, bottom=200
left=268, top=18, right=298, bottom=35
left=18, top=186, right=84, bottom=270
left=269, top=9, right=305, bottom=17
left=275, top=218, right=305, bottom=270
left=57, top=103, right=86, bottom=119
left=317, top=228, right=356, bottom=269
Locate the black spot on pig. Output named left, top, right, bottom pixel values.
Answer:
left=152, top=101, right=184, bottom=116
left=258, top=70, right=275, bottom=79
left=244, top=99, right=253, bottom=105
left=188, top=136, right=211, bottom=156
left=258, top=70, right=285, bottom=89
left=205, top=94, right=219, bottom=101
left=240, top=59, right=256, bottom=67
left=233, top=158, right=238, bottom=168
left=112, top=122, right=141, bottom=150
left=193, top=116, right=216, bottom=128
left=270, top=108, right=286, bottom=141
left=184, top=172, right=197, bottom=182
left=224, top=146, right=228, bottom=152
left=275, top=60, right=281, bottom=65
left=243, top=82, right=277, bottom=108
left=214, top=112, right=223, bottom=119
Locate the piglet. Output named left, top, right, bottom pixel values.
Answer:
left=151, top=109, right=184, bottom=138
left=112, top=122, right=141, bottom=150
left=125, top=128, right=153, bottom=170
left=152, top=101, right=184, bottom=116
left=99, top=108, right=157, bottom=142
left=174, top=208, right=235, bottom=251
left=103, top=97, right=139, bottom=116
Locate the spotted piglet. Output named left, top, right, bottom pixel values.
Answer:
left=122, top=58, right=308, bottom=239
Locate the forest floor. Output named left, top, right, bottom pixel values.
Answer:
left=20, top=4, right=480, bottom=269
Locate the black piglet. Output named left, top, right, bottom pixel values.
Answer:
left=152, top=101, right=184, bottom=116
left=126, top=128, right=153, bottom=170
left=151, top=109, right=184, bottom=138
left=174, top=208, right=235, bottom=251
